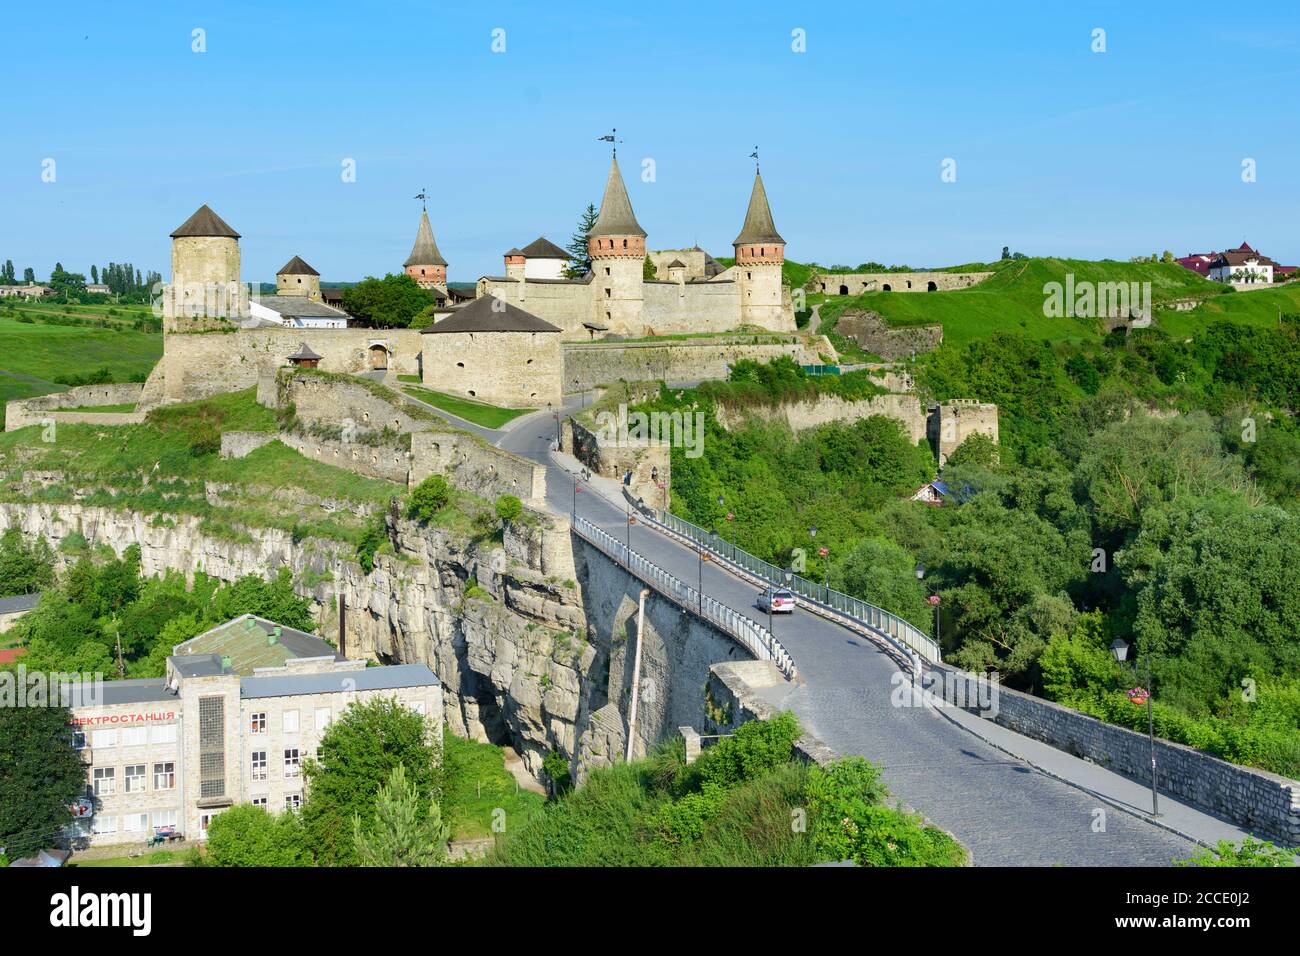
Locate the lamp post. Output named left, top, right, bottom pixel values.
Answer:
left=651, top=465, right=666, bottom=512
left=916, top=564, right=941, bottom=647
left=552, top=410, right=561, bottom=449
left=718, top=495, right=734, bottom=557
left=809, top=525, right=828, bottom=599
left=697, top=545, right=709, bottom=615
left=1111, top=638, right=1159, bottom=817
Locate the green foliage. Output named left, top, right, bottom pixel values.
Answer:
left=200, top=804, right=309, bottom=867
left=409, top=475, right=451, bottom=523
left=564, top=203, right=599, bottom=279
left=494, top=494, right=523, bottom=524
left=353, top=763, right=451, bottom=867
left=441, top=729, right=545, bottom=840
left=0, top=529, right=54, bottom=597
left=0, top=703, right=86, bottom=859
left=1176, top=838, right=1295, bottom=867
left=340, top=273, right=437, bottom=329
left=541, top=748, right=572, bottom=798
left=300, top=697, right=441, bottom=866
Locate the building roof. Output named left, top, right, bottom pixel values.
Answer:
left=0, top=647, right=27, bottom=666
left=320, top=287, right=346, bottom=302
left=733, top=171, right=784, bottom=246
left=277, top=255, right=320, bottom=276
left=420, top=294, right=561, bottom=333
left=171, top=614, right=341, bottom=677
left=0, top=592, right=41, bottom=614
left=503, top=247, right=525, bottom=258
left=170, top=204, right=240, bottom=239
left=404, top=209, right=448, bottom=267
left=61, top=678, right=174, bottom=708
left=1212, top=248, right=1278, bottom=268
left=519, top=236, right=569, bottom=259
left=288, top=342, right=324, bottom=361
left=253, top=295, right=348, bottom=319
left=665, top=258, right=685, bottom=269
left=589, top=155, right=646, bottom=238
left=240, top=662, right=438, bottom=700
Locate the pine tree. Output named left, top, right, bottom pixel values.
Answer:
left=564, top=202, right=599, bottom=278
left=352, top=763, right=450, bottom=867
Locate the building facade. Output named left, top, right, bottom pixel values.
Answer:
left=65, top=615, right=442, bottom=847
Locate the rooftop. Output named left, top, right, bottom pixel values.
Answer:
left=252, top=295, right=349, bottom=319
left=171, top=204, right=240, bottom=239
left=404, top=209, right=448, bottom=267
left=240, top=662, right=439, bottom=700
left=277, top=255, right=320, bottom=276
left=589, top=155, right=646, bottom=239
left=421, top=294, right=561, bottom=334
left=519, top=236, right=569, bottom=259
left=171, top=614, right=341, bottom=677
left=0, top=592, right=41, bottom=614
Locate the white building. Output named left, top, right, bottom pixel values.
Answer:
left=1207, top=243, right=1277, bottom=284
left=63, top=614, right=441, bottom=847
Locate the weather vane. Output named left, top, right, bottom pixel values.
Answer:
left=598, top=128, right=622, bottom=155
left=414, top=187, right=428, bottom=210
left=750, top=147, right=760, bottom=172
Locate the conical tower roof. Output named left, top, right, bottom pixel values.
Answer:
left=171, top=204, right=240, bottom=239
left=733, top=171, right=784, bottom=246
left=404, top=209, right=448, bottom=267
left=277, top=255, right=319, bottom=276
left=589, top=155, right=646, bottom=238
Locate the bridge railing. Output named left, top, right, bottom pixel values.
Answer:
left=644, top=505, right=941, bottom=664
left=571, top=514, right=797, bottom=680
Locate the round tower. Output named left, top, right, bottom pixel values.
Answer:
left=503, top=248, right=526, bottom=282
left=404, top=209, right=448, bottom=293
left=276, top=255, right=321, bottom=301
left=588, top=154, right=646, bottom=333
left=166, top=203, right=247, bottom=330
left=733, top=169, right=793, bottom=331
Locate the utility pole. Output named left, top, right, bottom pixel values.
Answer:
left=625, top=588, right=649, bottom=763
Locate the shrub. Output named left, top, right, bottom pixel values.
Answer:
left=408, top=475, right=450, bottom=522
left=495, top=494, right=523, bottom=524
left=1176, top=838, right=1295, bottom=867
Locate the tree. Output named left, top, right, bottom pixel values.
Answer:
left=0, top=703, right=86, bottom=859
left=301, top=698, right=441, bottom=866
left=643, top=255, right=656, bottom=280
left=409, top=475, right=450, bottom=522
left=209, top=568, right=313, bottom=631
left=1, top=260, right=15, bottom=284
left=22, top=268, right=34, bottom=284
left=202, top=804, right=309, bottom=867
left=494, top=494, right=523, bottom=524
left=352, top=763, right=450, bottom=866
left=564, top=203, right=599, bottom=278
left=1001, top=246, right=1010, bottom=260
left=90, top=264, right=98, bottom=283
left=340, top=274, right=437, bottom=328
left=0, top=529, right=54, bottom=597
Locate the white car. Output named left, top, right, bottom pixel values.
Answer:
left=757, top=588, right=796, bottom=614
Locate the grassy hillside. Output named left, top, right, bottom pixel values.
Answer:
left=0, top=310, right=162, bottom=403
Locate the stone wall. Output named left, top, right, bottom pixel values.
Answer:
left=219, top=431, right=278, bottom=459
left=420, top=328, right=562, bottom=408
left=563, top=416, right=670, bottom=508
left=279, top=432, right=411, bottom=485
left=930, top=661, right=1300, bottom=844
left=836, top=311, right=943, bottom=360
left=6, top=383, right=146, bottom=431
left=817, top=270, right=993, bottom=295
left=563, top=334, right=832, bottom=391
left=410, top=430, right=545, bottom=501
left=714, top=392, right=928, bottom=444
left=933, top=400, right=1000, bottom=466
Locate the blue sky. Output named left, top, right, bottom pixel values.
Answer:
left=2, top=1, right=1299, bottom=282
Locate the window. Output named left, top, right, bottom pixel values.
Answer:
left=93, top=767, right=115, bottom=796
left=252, top=796, right=268, bottom=808
left=284, top=749, right=300, bottom=778
left=121, top=727, right=147, bottom=747
left=124, top=764, right=146, bottom=794
left=123, top=812, right=149, bottom=833
left=152, top=810, right=177, bottom=830
left=92, top=729, right=117, bottom=749
left=199, top=811, right=222, bottom=839
left=251, top=751, right=267, bottom=781
left=153, top=762, right=175, bottom=790
left=150, top=725, right=177, bottom=745
left=283, top=710, right=299, bottom=734
left=314, top=708, right=331, bottom=731
left=249, top=712, right=267, bottom=735
left=285, top=794, right=301, bottom=811
left=72, top=729, right=87, bottom=750
left=92, top=815, right=117, bottom=836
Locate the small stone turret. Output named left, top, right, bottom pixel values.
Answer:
left=733, top=170, right=790, bottom=330
left=588, top=154, right=646, bottom=332
left=165, top=203, right=248, bottom=330
left=504, top=248, right=526, bottom=281
left=276, top=255, right=321, bottom=301
left=404, top=209, right=448, bottom=293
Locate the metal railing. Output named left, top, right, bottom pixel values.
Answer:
left=645, top=506, right=941, bottom=663
left=571, top=514, right=797, bottom=680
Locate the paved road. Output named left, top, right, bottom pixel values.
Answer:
left=489, top=397, right=1204, bottom=865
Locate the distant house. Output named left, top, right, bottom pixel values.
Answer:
left=910, top=480, right=952, bottom=505
left=0, top=647, right=27, bottom=666
left=0, top=592, right=41, bottom=633
left=84, top=283, right=111, bottom=295
left=1179, top=242, right=1291, bottom=284
left=1175, top=252, right=1217, bottom=277
left=0, top=284, right=54, bottom=298
left=249, top=296, right=349, bottom=329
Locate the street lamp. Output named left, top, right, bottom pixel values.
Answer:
left=651, top=466, right=666, bottom=512
left=1110, top=638, right=1160, bottom=818
left=916, top=564, right=941, bottom=646
left=718, top=494, right=735, bottom=556
left=809, top=525, right=828, bottom=597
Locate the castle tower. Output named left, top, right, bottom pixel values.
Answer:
left=276, top=255, right=321, bottom=301
left=404, top=209, right=448, bottom=293
left=588, top=154, right=646, bottom=332
left=165, top=203, right=247, bottom=330
left=733, top=169, right=790, bottom=330
left=503, top=248, right=526, bottom=282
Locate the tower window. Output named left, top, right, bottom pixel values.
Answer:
left=623, top=239, right=628, bottom=249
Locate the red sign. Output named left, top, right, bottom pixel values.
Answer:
left=73, top=711, right=176, bottom=726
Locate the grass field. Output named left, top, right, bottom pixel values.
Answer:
left=442, top=730, right=545, bottom=841
left=401, top=385, right=529, bottom=428
left=0, top=313, right=161, bottom=403
left=62, top=402, right=138, bottom=413
left=71, top=848, right=188, bottom=867
left=814, top=257, right=1300, bottom=351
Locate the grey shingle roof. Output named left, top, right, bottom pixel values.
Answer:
left=733, top=171, right=785, bottom=246
left=404, top=210, right=448, bottom=267
left=171, top=204, right=240, bottom=239
left=520, top=237, right=568, bottom=259
left=665, top=258, right=685, bottom=269
left=0, top=592, right=41, bottom=614
left=61, top=678, right=174, bottom=708
left=420, top=294, right=561, bottom=334
left=254, top=295, right=348, bottom=318
left=288, top=341, right=324, bottom=361
left=277, top=255, right=320, bottom=276
left=590, top=155, right=646, bottom=238
left=240, top=663, right=439, bottom=699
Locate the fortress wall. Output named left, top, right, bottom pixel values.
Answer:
left=640, top=280, right=741, bottom=335
left=715, top=392, right=928, bottom=444
left=563, top=335, right=831, bottom=390
left=421, top=329, right=563, bottom=408
left=5, top=383, right=146, bottom=431
left=818, top=271, right=993, bottom=295
left=410, top=430, right=545, bottom=501
left=648, top=249, right=708, bottom=280
left=278, top=432, right=411, bottom=485
left=933, top=401, right=1000, bottom=466
left=477, top=279, right=592, bottom=337
left=281, top=369, right=432, bottom=435
left=142, top=328, right=424, bottom=407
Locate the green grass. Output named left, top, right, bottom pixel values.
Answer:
left=401, top=386, right=529, bottom=428
left=818, top=258, right=1247, bottom=350
left=442, top=730, right=545, bottom=841
left=71, top=848, right=188, bottom=867
left=0, top=314, right=161, bottom=402
left=396, top=374, right=421, bottom=383
left=60, top=402, right=137, bottom=413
